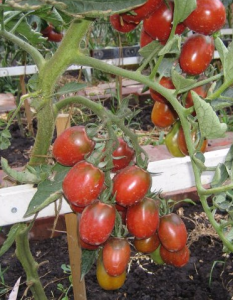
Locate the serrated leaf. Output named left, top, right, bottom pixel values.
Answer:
left=158, top=35, right=181, bottom=56
left=81, top=249, right=99, bottom=281
left=56, top=82, right=87, bottom=95
left=171, top=69, right=196, bottom=92
left=173, top=0, right=196, bottom=24
left=211, top=163, right=229, bottom=188
left=8, top=0, right=147, bottom=17
left=192, top=91, right=227, bottom=139
left=215, top=37, right=228, bottom=73
left=24, top=163, right=71, bottom=217
left=33, top=6, right=65, bottom=27
left=0, top=224, right=21, bottom=257
left=139, top=40, right=163, bottom=59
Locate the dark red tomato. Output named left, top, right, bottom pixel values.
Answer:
left=151, top=101, right=177, bottom=128
left=160, top=244, right=190, bottom=267
left=185, top=85, right=208, bottom=113
left=103, top=237, right=131, bottom=276
left=165, top=121, right=185, bottom=157
left=80, top=238, right=99, bottom=250
left=177, top=127, right=208, bottom=156
left=62, top=161, right=105, bottom=207
left=53, top=125, right=95, bottom=166
left=184, top=0, right=226, bottom=35
left=112, top=165, right=151, bottom=207
left=179, top=34, right=214, bottom=76
left=126, top=197, right=159, bottom=239
left=111, top=138, right=135, bottom=172
left=110, top=14, right=139, bottom=33
left=143, top=1, right=186, bottom=42
left=96, top=251, right=126, bottom=290
left=134, top=232, right=160, bottom=253
left=70, top=203, right=85, bottom=214
left=140, top=27, right=154, bottom=47
left=150, top=77, right=175, bottom=104
left=158, top=213, right=187, bottom=252
left=150, top=244, right=164, bottom=265
left=122, top=0, right=163, bottom=23
left=47, top=29, right=63, bottom=42
left=79, top=201, right=116, bottom=245
left=41, top=24, right=53, bottom=36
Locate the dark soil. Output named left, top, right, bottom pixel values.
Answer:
left=1, top=203, right=233, bottom=300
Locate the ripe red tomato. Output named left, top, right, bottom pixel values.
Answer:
left=110, top=14, right=139, bottom=33
left=70, top=203, right=85, bottom=214
left=179, top=34, right=214, bottom=76
left=62, top=161, right=105, bottom=207
left=134, top=232, right=160, bottom=253
left=143, top=1, right=185, bottom=42
left=41, top=24, right=63, bottom=42
left=165, top=121, right=185, bottom=157
left=150, top=77, right=175, bottom=104
left=184, top=0, right=226, bottom=35
left=96, top=251, right=126, bottom=290
left=80, top=238, right=99, bottom=250
left=185, top=85, right=208, bottom=113
left=151, top=101, right=177, bottom=128
left=158, top=213, right=187, bottom=252
left=111, top=138, right=135, bottom=172
left=160, top=245, right=190, bottom=267
left=52, top=126, right=95, bottom=166
left=140, top=27, right=154, bottom=48
left=177, top=127, right=208, bottom=156
left=41, top=24, right=53, bottom=36
left=126, top=197, right=159, bottom=239
left=103, top=237, right=131, bottom=276
left=79, top=201, right=116, bottom=245
left=122, top=0, right=163, bottom=23
left=112, top=165, right=151, bottom=207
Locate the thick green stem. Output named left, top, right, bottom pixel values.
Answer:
left=15, top=224, right=47, bottom=300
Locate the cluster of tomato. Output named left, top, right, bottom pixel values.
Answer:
left=110, top=0, right=226, bottom=157
left=41, top=24, right=63, bottom=42
left=52, top=125, right=189, bottom=290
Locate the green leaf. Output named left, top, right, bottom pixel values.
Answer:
left=210, top=87, right=233, bottom=111
left=139, top=40, right=163, bottom=59
left=224, top=41, right=233, bottom=84
left=171, top=69, right=196, bottom=92
left=81, top=249, right=99, bottom=281
left=0, top=224, right=21, bottom=257
left=214, top=37, right=228, bottom=73
left=157, top=57, right=179, bottom=77
left=211, top=163, right=229, bottom=188
left=24, top=163, right=71, bottom=217
left=0, top=129, right=11, bottom=150
left=32, top=6, right=65, bottom=27
left=7, top=0, right=147, bottom=17
left=173, top=0, right=196, bottom=24
left=158, top=35, right=181, bottom=56
left=192, top=91, right=227, bottom=139
left=56, top=82, right=87, bottom=95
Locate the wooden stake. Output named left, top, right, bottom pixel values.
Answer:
left=56, top=114, right=87, bottom=300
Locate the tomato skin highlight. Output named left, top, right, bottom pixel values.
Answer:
left=110, top=14, right=139, bottom=33
left=112, top=165, right=151, bottom=207
left=122, top=0, right=163, bottom=23
left=158, top=213, right=187, bottom=252
left=160, top=245, right=190, bottom=267
left=150, top=77, right=175, bottom=104
left=111, top=138, right=135, bottom=172
left=134, top=232, right=160, bottom=253
left=165, top=121, right=185, bottom=158
left=179, top=34, right=215, bottom=76
left=143, top=1, right=185, bottom=42
left=96, top=251, right=126, bottom=290
left=151, top=101, right=177, bottom=128
left=62, top=161, right=105, bottom=207
left=184, top=0, right=226, bottom=35
left=53, top=125, right=95, bottom=166
left=103, top=237, right=131, bottom=276
left=126, top=197, right=159, bottom=239
left=79, top=201, right=116, bottom=245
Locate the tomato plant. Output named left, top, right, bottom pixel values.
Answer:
left=165, top=121, right=185, bottom=157
left=111, top=138, right=135, bottom=172
left=96, top=251, right=126, bottom=290
left=134, top=232, right=160, bottom=253
left=160, top=245, right=190, bottom=267
left=150, top=77, right=175, bottom=104
left=79, top=201, right=116, bottom=245
left=112, top=165, right=151, bottom=207
left=151, top=101, right=177, bottom=128
left=179, top=34, right=215, bottom=75
left=126, top=197, right=159, bottom=239
left=102, top=237, right=131, bottom=276
left=62, top=161, right=105, bottom=207
left=158, top=213, right=187, bottom=252
left=52, top=125, right=95, bottom=166
left=184, top=0, right=226, bottom=35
